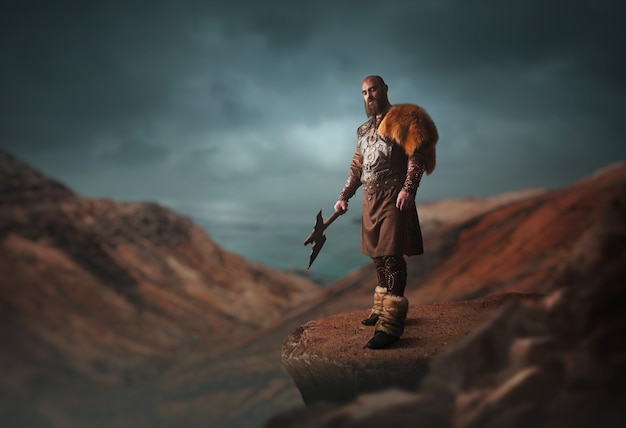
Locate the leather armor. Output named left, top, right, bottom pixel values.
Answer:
left=338, top=116, right=425, bottom=202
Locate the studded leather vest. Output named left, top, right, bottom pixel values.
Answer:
left=357, top=118, right=405, bottom=188
left=338, top=116, right=425, bottom=202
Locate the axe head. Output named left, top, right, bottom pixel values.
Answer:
left=304, top=210, right=327, bottom=269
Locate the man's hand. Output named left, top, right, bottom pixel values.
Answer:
left=396, top=190, right=415, bottom=211
left=334, top=200, right=348, bottom=213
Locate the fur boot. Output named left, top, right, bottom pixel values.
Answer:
left=366, top=294, right=409, bottom=349
left=361, top=286, right=387, bottom=325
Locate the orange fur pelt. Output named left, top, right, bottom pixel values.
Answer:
left=378, top=103, right=438, bottom=174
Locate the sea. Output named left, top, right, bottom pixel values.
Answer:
left=165, top=200, right=371, bottom=285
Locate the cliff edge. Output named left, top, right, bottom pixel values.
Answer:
left=273, top=163, right=626, bottom=428
left=281, top=293, right=544, bottom=405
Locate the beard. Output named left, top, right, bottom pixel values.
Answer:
left=364, top=99, right=378, bottom=117
left=364, top=96, right=386, bottom=117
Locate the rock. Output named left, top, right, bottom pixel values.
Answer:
left=265, top=388, right=453, bottom=428
left=456, top=360, right=565, bottom=428
left=271, top=263, right=626, bottom=428
left=281, top=293, right=542, bottom=405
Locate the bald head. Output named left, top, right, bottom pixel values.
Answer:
left=362, top=75, right=386, bottom=87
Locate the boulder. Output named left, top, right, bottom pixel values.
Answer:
left=281, top=293, right=543, bottom=405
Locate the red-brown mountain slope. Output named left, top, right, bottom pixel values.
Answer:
left=197, top=161, right=624, bottom=427
left=303, top=161, right=626, bottom=318
left=0, top=149, right=320, bottom=409
left=271, top=189, right=626, bottom=427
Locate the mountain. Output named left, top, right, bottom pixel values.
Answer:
left=221, top=161, right=626, bottom=426
left=303, top=161, right=626, bottom=316
left=1, top=147, right=624, bottom=428
left=272, top=189, right=626, bottom=427
left=0, top=149, right=320, bottom=427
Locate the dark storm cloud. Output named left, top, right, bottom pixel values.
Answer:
left=0, top=0, right=624, bottom=206
left=0, top=1, right=258, bottom=155
left=345, top=0, right=626, bottom=78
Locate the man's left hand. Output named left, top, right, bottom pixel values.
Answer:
left=396, top=190, right=415, bottom=211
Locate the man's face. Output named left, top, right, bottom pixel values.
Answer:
left=362, top=78, right=387, bottom=117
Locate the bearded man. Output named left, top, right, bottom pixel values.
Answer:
left=334, top=75, right=438, bottom=349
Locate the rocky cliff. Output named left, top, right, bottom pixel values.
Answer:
left=271, top=254, right=625, bottom=427
left=273, top=162, right=626, bottom=427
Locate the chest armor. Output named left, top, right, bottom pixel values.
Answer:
left=358, top=120, right=394, bottom=184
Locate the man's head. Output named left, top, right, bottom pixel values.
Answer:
left=362, top=75, right=390, bottom=117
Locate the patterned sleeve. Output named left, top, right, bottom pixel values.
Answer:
left=338, top=143, right=363, bottom=201
left=402, top=149, right=426, bottom=195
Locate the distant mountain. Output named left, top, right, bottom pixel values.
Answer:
left=0, top=149, right=320, bottom=427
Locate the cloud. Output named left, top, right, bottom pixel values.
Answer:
left=1, top=0, right=624, bottom=208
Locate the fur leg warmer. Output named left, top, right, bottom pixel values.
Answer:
left=377, top=294, right=409, bottom=337
left=362, top=286, right=387, bottom=325
left=366, top=294, right=409, bottom=349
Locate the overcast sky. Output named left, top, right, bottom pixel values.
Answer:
left=2, top=0, right=625, bottom=263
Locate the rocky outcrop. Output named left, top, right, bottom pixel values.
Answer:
left=269, top=168, right=626, bottom=427
left=281, top=293, right=544, bottom=405
left=272, top=278, right=625, bottom=426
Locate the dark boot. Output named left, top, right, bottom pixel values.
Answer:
left=366, top=294, right=409, bottom=349
left=361, top=286, right=387, bottom=325
left=366, top=330, right=400, bottom=349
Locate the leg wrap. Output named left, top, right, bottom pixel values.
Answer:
left=384, top=255, right=407, bottom=297
left=363, top=258, right=389, bottom=326
left=375, top=294, right=409, bottom=338
left=370, top=257, right=388, bottom=316
left=372, top=256, right=387, bottom=289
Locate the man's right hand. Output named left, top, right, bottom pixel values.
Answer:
left=334, top=200, right=348, bottom=213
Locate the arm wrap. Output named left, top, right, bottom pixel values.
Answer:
left=402, top=150, right=426, bottom=195
left=338, top=146, right=362, bottom=201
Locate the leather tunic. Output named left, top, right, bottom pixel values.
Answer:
left=338, top=115, right=426, bottom=258
left=339, top=117, right=425, bottom=202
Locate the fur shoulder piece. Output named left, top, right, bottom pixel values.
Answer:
left=378, top=103, right=438, bottom=174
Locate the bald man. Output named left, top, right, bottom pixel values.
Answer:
left=334, top=75, right=438, bottom=349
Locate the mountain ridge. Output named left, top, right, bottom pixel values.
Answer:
left=1, top=148, right=624, bottom=427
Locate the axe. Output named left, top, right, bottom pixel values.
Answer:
left=303, top=209, right=344, bottom=269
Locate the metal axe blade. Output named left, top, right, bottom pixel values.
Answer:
left=304, top=209, right=343, bottom=269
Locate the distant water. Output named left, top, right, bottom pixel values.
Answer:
left=166, top=200, right=370, bottom=285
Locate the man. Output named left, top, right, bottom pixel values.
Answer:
left=334, top=75, right=438, bottom=349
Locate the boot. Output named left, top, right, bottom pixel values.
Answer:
left=366, top=294, right=409, bottom=349
left=361, top=286, right=387, bottom=325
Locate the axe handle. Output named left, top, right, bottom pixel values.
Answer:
left=324, top=209, right=344, bottom=228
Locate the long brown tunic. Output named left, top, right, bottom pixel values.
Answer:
left=339, top=113, right=427, bottom=258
